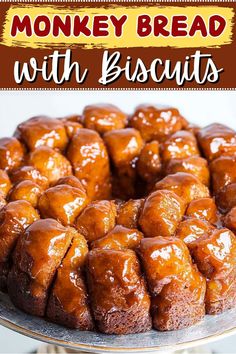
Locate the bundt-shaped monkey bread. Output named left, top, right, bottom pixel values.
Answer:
left=0, top=104, right=235, bottom=335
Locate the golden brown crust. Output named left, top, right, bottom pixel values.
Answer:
left=67, top=128, right=111, bottom=200
left=87, top=249, right=152, bottom=334
left=76, top=200, right=117, bottom=242
left=8, top=219, right=74, bottom=316
left=154, top=172, right=210, bottom=206
left=10, top=166, right=49, bottom=190
left=82, top=104, right=127, bottom=135
left=104, top=128, right=144, bottom=199
left=0, top=201, right=39, bottom=291
left=15, top=116, right=68, bottom=151
left=0, top=170, right=12, bottom=198
left=191, top=228, right=236, bottom=314
left=28, top=146, right=72, bottom=184
left=47, top=233, right=94, bottom=329
left=0, top=137, right=24, bottom=172
left=139, top=190, right=185, bottom=237
left=197, top=123, right=236, bottom=161
left=210, top=156, right=236, bottom=194
left=139, top=237, right=206, bottom=330
left=186, top=198, right=218, bottom=224
left=129, top=105, right=185, bottom=142
left=116, top=199, right=144, bottom=229
left=8, top=180, right=42, bottom=207
left=164, top=156, right=210, bottom=186
left=38, top=184, right=88, bottom=226
left=161, top=130, right=200, bottom=162
left=91, top=225, right=143, bottom=250
left=137, top=141, right=161, bottom=183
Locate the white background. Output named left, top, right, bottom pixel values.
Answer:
left=0, top=91, right=235, bottom=135
left=0, top=90, right=236, bottom=353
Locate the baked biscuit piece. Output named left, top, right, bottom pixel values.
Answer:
left=87, top=249, right=152, bottom=334
left=139, top=237, right=206, bottom=330
left=8, top=219, right=74, bottom=316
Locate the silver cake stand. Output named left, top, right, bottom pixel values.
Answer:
left=0, top=292, right=236, bottom=353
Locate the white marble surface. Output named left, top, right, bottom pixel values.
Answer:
left=0, top=90, right=236, bottom=353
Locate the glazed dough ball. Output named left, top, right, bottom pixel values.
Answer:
left=76, top=200, right=117, bottom=242
left=154, top=172, right=210, bottom=206
left=82, top=104, right=127, bottom=135
left=161, top=131, right=200, bottom=162
left=223, top=207, right=236, bottom=233
left=129, top=105, right=185, bottom=142
left=175, top=218, right=215, bottom=249
left=8, top=180, right=42, bottom=208
left=0, top=137, right=24, bottom=172
left=54, top=175, right=84, bottom=190
left=60, top=115, right=83, bottom=139
left=116, top=199, right=144, bottom=229
left=28, top=146, right=72, bottom=184
left=137, top=141, right=161, bottom=183
left=38, top=184, right=88, bottom=226
left=10, top=166, right=49, bottom=190
left=164, top=156, right=210, bottom=186
left=191, top=228, right=236, bottom=314
left=67, top=128, right=111, bottom=200
left=91, top=225, right=143, bottom=250
left=15, top=116, right=68, bottom=151
left=104, top=128, right=144, bottom=198
left=138, top=236, right=206, bottom=330
left=186, top=198, right=218, bottom=224
left=139, top=190, right=185, bottom=237
left=0, top=170, right=12, bottom=198
left=197, top=123, right=236, bottom=161
left=210, top=156, right=236, bottom=194
left=216, top=183, right=236, bottom=214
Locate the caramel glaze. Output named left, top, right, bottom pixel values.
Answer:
left=82, top=104, right=127, bottom=135
left=210, top=156, right=236, bottom=194
left=8, top=180, right=42, bottom=208
left=3, top=110, right=236, bottom=334
left=129, top=105, right=185, bottom=142
left=161, top=130, right=200, bottom=162
left=8, top=219, right=74, bottom=316
left=216, top=183, right=236, bottom=214
left=10, top=166, right=49, bottom=190
left=223, top=207, right=236, bottom=233
left=116, top=199, right=144, bottom=229
left=0, top=169, right=12, bottom=198
left=104, top=128, right=144, bottom=199
left=154, top=172, right=210, bottom=206
left=186, top=198, right=218, bottom=225
left=15, top=116, right=69, bottom=151
left=91, top=225, right=143, bottom=250
left=137, top=141, right=162, bottom=184
left=60, top=115, right=83, bottom=139
left=191, top=228, right=236, bottom=314
left=27, top=146, right=72, bottom=185
left=47, top=232, right=94, bottom=329
left=138, top=237, right=206, bottom=331
left=164, top=156, right=210, bottom=186
left=175, top=217, right=215, bottom=249
left=38, top=184, right=88, bottom=226
left=86, top=249, right=152, bottom=334
left=139, top=190, right=186, bottom=237
left=0, top=137, right=25, bottom=172
left=76, top=200, right=117, bottom=242
left=0, top=200, right=39, bottom=291
left=197, top=123, right=236, bottom=161
left=67, top=128, right=111, bottom=200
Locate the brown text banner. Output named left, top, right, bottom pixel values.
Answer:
left=0, top=1, right=235, bottom=89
